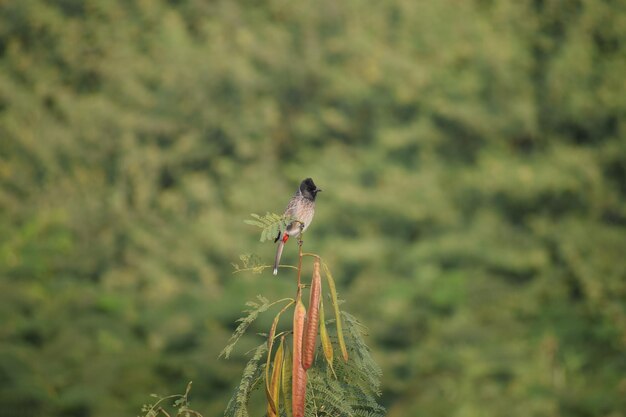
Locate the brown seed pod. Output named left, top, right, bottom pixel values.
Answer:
left=302, top=258, right=322, bottom=370
left=292, top=298, right=307, bottom=417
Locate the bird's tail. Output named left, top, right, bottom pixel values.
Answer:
left=273, top=234, right=290, bottom=275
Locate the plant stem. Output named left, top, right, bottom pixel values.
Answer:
left=296, top=239, right=304, bottom=295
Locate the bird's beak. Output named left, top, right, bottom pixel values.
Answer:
left=316, top=188, right=323, bottom=192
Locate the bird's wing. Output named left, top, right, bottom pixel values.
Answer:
left=283, top=194, right=304, bottom=235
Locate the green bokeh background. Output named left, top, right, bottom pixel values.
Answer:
left=1, top=1, right=625, bottom=416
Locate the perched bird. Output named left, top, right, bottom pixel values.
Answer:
left=273, top=178, right=322, bottom=275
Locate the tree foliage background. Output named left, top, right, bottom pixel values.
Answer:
left=1, top=0, right=625, bottom=416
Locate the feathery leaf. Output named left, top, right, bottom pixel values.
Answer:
left=244, top=212, right=295, bottom=242
left=219, top=296, right=271, bottom=359
left=224, top=343, right=267, bottom=417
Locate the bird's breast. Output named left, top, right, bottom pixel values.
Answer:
left=299, top=204, right=315, bottom=232
left=288, top=199, right=315, bottom=235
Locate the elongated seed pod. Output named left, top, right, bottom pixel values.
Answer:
left=282, top=345, right=293, bottom=417
left=265, top=301, right=293, bottom=415
left=302, top=258, right=322, bottom=369
left=322, top=262, right=349, bottom=362
left=319, top=298, right=335, bottom=376
left=292, top=298, right=307, bottom=417
left=267, top=336, right=284, bottom=417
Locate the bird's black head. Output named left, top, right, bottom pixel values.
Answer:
left=300, top=178, right=322, bottom=201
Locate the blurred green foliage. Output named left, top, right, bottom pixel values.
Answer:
left=1, top=0, right=625, bottom=416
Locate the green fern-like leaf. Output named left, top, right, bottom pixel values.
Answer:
left=306, top=371, right=356, bottom=416
left=244, top=212, right=294, bottom=242
left=219, top=296, right=271, bottom=359
left=231, top=254, right=267, bottom=274
left=335, top=312, right=383, bottom=397
left=224, top=343, right=267, bottom=417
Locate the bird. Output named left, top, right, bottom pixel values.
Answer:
left=273, top=178, right=322, bottom=275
